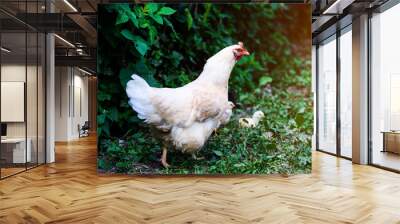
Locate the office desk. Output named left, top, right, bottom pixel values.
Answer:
left=1, top=138, right=31, bottom=163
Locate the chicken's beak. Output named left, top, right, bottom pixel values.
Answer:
left=238, top=41, right=250, bottom=56
left=234, top=47, right=250, bottom=61
left=242, top=48, right=250, bottom=56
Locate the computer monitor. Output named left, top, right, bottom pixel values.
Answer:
left=1, top=123, right=7, bottom=137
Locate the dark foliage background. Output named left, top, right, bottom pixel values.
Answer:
left=97, top=3, right=312, bottom=174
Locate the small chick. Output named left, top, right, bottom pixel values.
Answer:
left=239, top=111, right=265, bottom=128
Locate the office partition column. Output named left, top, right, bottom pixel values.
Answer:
left=352, top=14, right=369, bottom=165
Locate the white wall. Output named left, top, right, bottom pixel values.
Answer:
left=55, top=67, right=89, bottom=141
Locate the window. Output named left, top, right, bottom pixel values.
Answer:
left=370, top=3, right=400, bottom=171
left=317, top=35, right=337, bottom=154
left=339, top=27, right=352, bottom=158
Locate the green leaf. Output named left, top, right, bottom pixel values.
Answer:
left=150, top=14, right=163, bottom=24
left=119, top=67, right=134, bottom=88
left=157, top=7, right=176, bottom=15
left=295, top=114, right=305, bottom=126
left=134, top=39, right=149, bottom=56
left=185, top=8, right=193, bottom=30
left=259, top=76, right=273, bottom=86
left=145, top=3, right=158, bottom=14
left=116, top=12, right=129, bottom=25
left=108, top=107, right=119, bottom=121
left=97, top=114, right=106, bottom=125
left=163, top=17, right=176, bottom=34
left=120, top=29, right=149, bottom=56
left=97, top=91, right=112, bottom=101
left=98, top=159, right=105, bottom=169
left=213, top=150, right=223, bottom=157
left=120, top=29, right=135, bottom=41
left=148, top=26, right=157, bottom=44
left=127, top=11, right=139, bottom=28
left=202, top=4, right=212, bottom=23
left=139, top=18, right=150, bottom=28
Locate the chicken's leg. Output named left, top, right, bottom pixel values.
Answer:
left=161, top=147, right=170, bottom=168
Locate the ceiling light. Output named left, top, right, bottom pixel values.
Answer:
left=78, top=67, right=92, bottom=76
left=63, top=0, right=78, bottom=12
left=54, top=34, right=75, bottom=48
left=1, top=47, right=11, bottom=53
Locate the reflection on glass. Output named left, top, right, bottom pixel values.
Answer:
left=371, top=4, right=400, bottom=171
left=340, top=29, right=352, bottom=158
left=1, top=32, right=27, bottom=177
left=0, top=1, right=46, bottom=179
left=318, top=36, right=337, bottom=154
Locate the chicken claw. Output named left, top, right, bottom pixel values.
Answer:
left=161, top=147, right=170, bottom=168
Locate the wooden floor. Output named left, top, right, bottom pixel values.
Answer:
left=1, top=136, right=400, bottom=224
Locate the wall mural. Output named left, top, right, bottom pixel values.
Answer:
left=97, top=3, right=312, bottom=175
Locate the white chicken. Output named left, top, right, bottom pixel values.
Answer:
left=126, top=42, right=249, bottom=167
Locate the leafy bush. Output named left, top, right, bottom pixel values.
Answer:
left=97, top=3, right=312, bottom=175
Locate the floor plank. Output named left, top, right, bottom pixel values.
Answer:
left=1, top=135, right=400, bottom=223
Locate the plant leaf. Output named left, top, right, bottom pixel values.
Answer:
left=148, top=26, right=157, bottom=44
left=127, top=11, right=139, bottom=28
left=145, top=3, right=158, bottom=14
left=134, top=38, right=149, bottom=56
left=213, top=150, right=223, bottom=157
left=259, top=76, right=273, bottom=86
left=163, top=17, right=176, bottom=34
left=158, top=7, right=176, bottom=15
left=116, top=12, right=129, bottom=25
left=185, top=8, right=193, bottom=30
left=150, top=14, right=163, bottom=24
left=120, top=29, right=149, bottom=56
left=120, top=29, right=135, bottom=41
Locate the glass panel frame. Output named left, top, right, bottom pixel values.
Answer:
left=315, top=25, right=353, bottom=161
left=0, top=1, right=47, bottom=180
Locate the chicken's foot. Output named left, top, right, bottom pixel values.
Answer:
left=161, top=147, right=170, bottom=168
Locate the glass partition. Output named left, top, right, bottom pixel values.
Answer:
left=0, top=1, right=46, bottom=179
left=371, top=4, right=400, bottom=171
left=317, top=35, right=337, bottom=154
left=1, top=31, right=27, bottom=177
left=339, top=27, right=352, bottom=158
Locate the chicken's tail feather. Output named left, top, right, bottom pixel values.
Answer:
left=126, top=74, right=159, bottom=123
